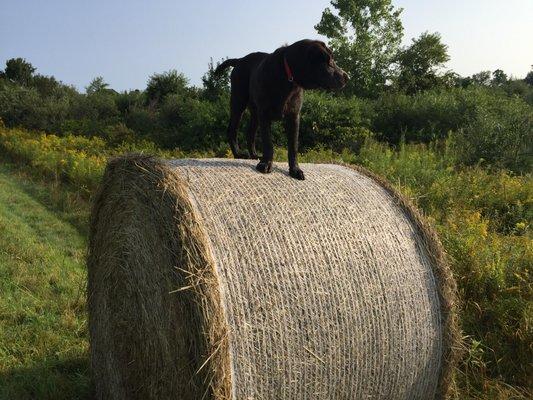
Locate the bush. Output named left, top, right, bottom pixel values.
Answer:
left=101, top=123, right=136, bottom=146
left=450, top=97, right=532, bottom=172
left=69, top=92, right=119, bottom=122
left=372, top=88, right=476, bottom=143
left=124, top=107, right=159, bottom=138
left=300, top=91, right=373, bottom=151
left=0, top=84, right=71, bottom=131
left=115, top=90, right=144, bottom=115
left=156, top=93, right=229, bottom=151
left=145, top=70, right=188, bottom=106
left=371, top=87, right=532, bottom=172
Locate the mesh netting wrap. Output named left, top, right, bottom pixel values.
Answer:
left=88, top=155, right=459, bottom=400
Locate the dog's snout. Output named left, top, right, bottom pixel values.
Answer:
left=333, top=69, right=349, bottom=89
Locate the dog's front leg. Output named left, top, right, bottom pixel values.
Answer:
left=285, top=113, right=304, bottom=180
left=256, top=116, right=273, bottom=174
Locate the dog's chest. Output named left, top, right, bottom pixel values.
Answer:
left=281, top=88, right=303, bottom=116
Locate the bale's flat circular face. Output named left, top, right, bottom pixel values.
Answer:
left=88, top=157, right=457, bottom=400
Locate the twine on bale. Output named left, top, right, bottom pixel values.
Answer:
left=88, top=155, right=460, bottom=400
left=339, top=162, right=461, bottom=399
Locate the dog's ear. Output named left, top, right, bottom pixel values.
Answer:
left=316, top=41, right=333, bottom=56
left=307, top=43, right=329, bottom=63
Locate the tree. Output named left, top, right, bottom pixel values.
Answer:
left=471, top=71, right=491, bottom=86
left=394, top=32, right=450, bottom=94
left=86, top=76, right=110, bottom=95
left=202, top=58, right=229, bottom=101
left=31, top=74, right=60, bottom=97
left=491, top=69, right=508, bottom=86
left=1, top=58, right=36, bottom=86
left=315, top=0, right=403, bottom=97
left=145, top=70, right=188, bottom=106
left=524, top=66, right=533, bottom=86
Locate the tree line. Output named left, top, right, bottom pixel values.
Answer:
left=0, top=0, right=531, bottom=172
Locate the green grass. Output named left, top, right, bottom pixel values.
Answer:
left=0, top=164, right=90, bottom=400
left=0, top=124, right=531, bottom=399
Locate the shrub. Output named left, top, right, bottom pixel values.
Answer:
left=0, top=84, right=70, bottom=131
left=450, top=97, right=532, bottom=172
left=145, top=70, right=188, bottom=106
left=372, top=88, right=475, bottom=143
left=299, top=91, right=373, bottom=151
left=1, top=63, right=531, bottom=173
left=101, top=123, right=136, bottom=146
left=371, top=87, right=533, bottom=172
left=125, top=107, right=159, bottom=138
left=156, top=93, right=228, bottom=151
left=69, top=92, right=119, bottom=121
left=115, top=90, right=144, bottom=115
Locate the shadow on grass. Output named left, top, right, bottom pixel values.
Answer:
left=0, top=357, right=93, bottom=400
left=0, top=161, right=90, bottom=238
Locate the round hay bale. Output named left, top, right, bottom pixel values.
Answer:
left=87, top=155, right=459, bottom=400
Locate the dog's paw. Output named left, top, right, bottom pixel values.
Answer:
left=256, top=161, right=272, bottom=174
left=249, top=152, right=259, bottom=160
left=289, top=167, right=305, bottom=180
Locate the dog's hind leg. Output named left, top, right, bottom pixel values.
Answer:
left=226, top=94, right=248, bottom=159
left=226, top=69, right=251, bottom=159
left=246, top=108, right=259, bottom=159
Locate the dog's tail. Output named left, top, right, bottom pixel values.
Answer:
left=215, top=58, right=239, bottom=75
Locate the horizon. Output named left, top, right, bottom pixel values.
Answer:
left=1, top=0, right=532, bottom=92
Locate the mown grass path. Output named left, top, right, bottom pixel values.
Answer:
left=0, top=164, right=90, bottom=400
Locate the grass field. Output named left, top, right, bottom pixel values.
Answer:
left=0, top=125, right=531, bottom=399
left=0, top=165, right=90, bottom=400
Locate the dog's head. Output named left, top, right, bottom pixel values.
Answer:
left=288, top=40, right=349, bottom=90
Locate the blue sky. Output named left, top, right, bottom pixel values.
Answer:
left=1, top=0, right=532, bottom=91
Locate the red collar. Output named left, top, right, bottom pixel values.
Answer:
left=284, top=57, right=294, bottom=83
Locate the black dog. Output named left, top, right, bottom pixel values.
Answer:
left=215, top=39, right=348, bottom=180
